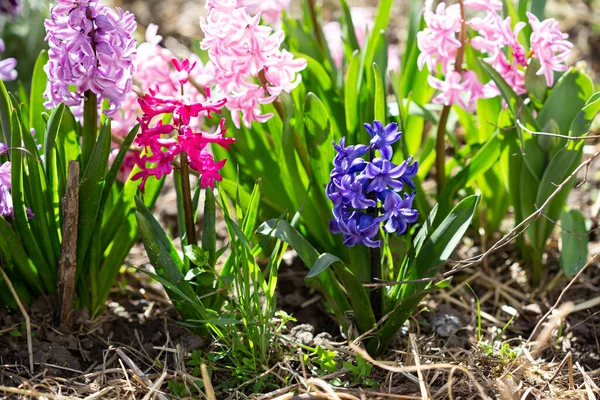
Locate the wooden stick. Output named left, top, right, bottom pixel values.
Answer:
left=54, top=161, right=80, bottom=330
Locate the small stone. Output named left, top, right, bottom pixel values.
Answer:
left=313, top=332, right=333, bottom=347
left=430, top=312, right=462, bottom=338
left=289, top=324, right=315, bottom=345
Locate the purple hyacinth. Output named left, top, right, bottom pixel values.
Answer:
left=364, top=121, right=403, bottom=160
left=0, top=161, right=12, bottom=217
left=0, top=39, right=17, bottom=82
left=327, top=121, right=419, bottom=247
left=43, top=0, right=137, bottom=116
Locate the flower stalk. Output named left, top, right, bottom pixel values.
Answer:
left=435, top=0, right=467, bottom=194
left=82, top=90, right=98, bottom=169
left=367, top=147, right=382, bottom=321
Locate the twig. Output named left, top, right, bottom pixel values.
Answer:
left=54, top=160, right=80, bottom=330
left=0, top=266, right=33, bottom=373
left=201, top=364, right=216, bottom=400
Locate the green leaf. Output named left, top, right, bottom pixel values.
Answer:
left=525, top=58, right=548, bottom=103
left=560, top=208, right=588, bottom=276
left=257, top=219, right=351, bottom=328
left=9, top=109, right=55, bottom=293
left=373, top=63, right=385, bottom=122
left=0, top=80, right=12, bottom=147
left=308, top=253, right=340, bottom=278
left=537, top=69, right=594, bottom=135
left=77, top=119, right=112, bottom=268
left=478, top=58, right=538, bottom=130
left=202, top=187, right=217, bottom=268
left=0, top=217, right=44, bottom=294
left=29, top=50, right=49, bottom=149
left=184, top=245, right=210, bottom=267
left=530, top=0, right=546, bottom=19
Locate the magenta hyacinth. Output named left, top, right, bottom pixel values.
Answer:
left=43, top=0, right=137, bottom=116
left=132, top=58, right=235, bottom=192
left=200, top=0, right=306, bottom=128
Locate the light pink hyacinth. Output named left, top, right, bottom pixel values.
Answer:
left=418, top=1, right=572, bottom=112
left=417, top=3, right=462, bottom=74
left=527, top=12, right=573, bottom=87
left=200, top=0, right=306, bottom=128
left=237, top=0, right=290, bottom=25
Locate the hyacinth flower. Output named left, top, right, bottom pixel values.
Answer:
left=0, top=39, right=17, bottom=82
left=326, top=121, right=418, bottom=318
left=111, top=23, right=216, bottom=182
left=44, top=0, right=136, bottom=165
left=133, top=57, right=235, bottom=245
left=416, top=0, right=572, bottom=193
left=200, top=0, right=306, bottom=128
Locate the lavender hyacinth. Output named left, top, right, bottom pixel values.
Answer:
left=0, top=39, right=17, bottom=81
left=0, top=0, right=20, bottom=16
left=43, top=0, right=136, bottom=116
left=327, top=121, right=418, bottom=248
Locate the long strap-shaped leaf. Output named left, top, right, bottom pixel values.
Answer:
left=10, top=109, right=55, bottom=293
left=76, top=119, right=112, bottom=269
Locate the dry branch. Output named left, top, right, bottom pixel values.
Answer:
left=55, top=160, right=80, bottom=330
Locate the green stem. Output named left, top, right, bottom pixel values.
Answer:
left=435, top=105, right=450, bottom=194
left=368, top=147, right=382, bottom=321
left=82, top=90, right=98, bottom=170
left=180, top=152, right=197, bottom=247
left=436, top=0, right=467, bottom=196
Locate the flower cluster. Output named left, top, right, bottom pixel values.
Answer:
left=43, top=0, right=137, bottom=116
left=323, top=7, right=400, bottom=72
left=200, top=0, right=306, bottom=128
left=111, top=24, right=216, bottom=182
left=0, top=39, right=17, bottom=82
left=132, top=58, right=235, bottom=191
left=327, top=121, right=418, bottom=248
left=418, top=1, right=572, bottom=111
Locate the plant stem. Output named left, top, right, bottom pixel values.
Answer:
left=180, top=152, right=197, bottom=247
left=368, top=147, right=382, bottom=321
left=307, top=0, right=326, bottom=52
left=82, top=90, right=98, bottom=170
left=436, top=0, right=467, bottom=195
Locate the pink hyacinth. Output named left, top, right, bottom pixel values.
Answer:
left=527, top=12, right=572, bottom=87
left=428, top=70, right=485, bottom=112
left=418, top=1, right=573, bottom=112
left=237, top=0, right=290, bottom=26
left=43, top=0, right=136, bottom=116
left=0, top=39, right=17, bottom=81
left=200, top=0, right=306, bottom=128
left=132, top=58, right=235, bottom=192
left=417, top=2, right=462, bottom=74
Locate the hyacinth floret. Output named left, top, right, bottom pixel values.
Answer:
left=327, top=121, right=418, bottom=248
left=43, top=0, right=137, bottom=116
left=132, top=58, right=235, bottom=192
